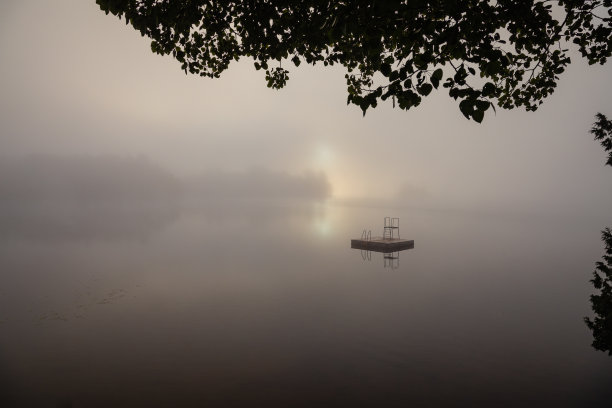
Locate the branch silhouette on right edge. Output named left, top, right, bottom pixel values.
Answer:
left=585, top=113, right=612, bottom=355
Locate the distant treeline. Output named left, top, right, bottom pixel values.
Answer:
left=0, top=155, right=180, bottom=205
left=0, top=155, right=331, bottom=205
left=184, top=168, right=331, bottom=201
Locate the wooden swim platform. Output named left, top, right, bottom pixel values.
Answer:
left=351, top=237, right=414, bottom=253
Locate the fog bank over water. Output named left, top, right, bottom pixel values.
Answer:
left=0, top=155, right=180, bottom=204
left=184, top=168, right=331, bottom=201
left=1, top=0, right=611, bottom=220
left=0, top=155, right=331, bottom=204
left=0, top=155, right=332, bottom=242
left=1, top=151, right=602, bottom=229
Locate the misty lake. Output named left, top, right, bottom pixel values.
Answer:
left=1, top=199, right=611, bottom=407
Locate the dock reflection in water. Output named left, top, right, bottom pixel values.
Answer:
left=357, top=249, right=406, bottom=269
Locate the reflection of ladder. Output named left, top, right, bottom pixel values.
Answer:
left=383, top=252, right=400, bottom=269
left=361, top=249, right=371, bottom=261
left=383, top=217, right=399, bottom=240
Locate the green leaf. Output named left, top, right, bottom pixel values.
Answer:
left=459, top=99, right=472, bottom=120
left=475, top=100, right=490, bottom=111
left=380, top=62, right=392, bottom=77
left=431, top=68, right=443, bottom=89
left=482, top=82, right=495, bottom=96
left=431, top=76, right=440, bottom=89
left=432, top=68, right=443, bottom=82
left=418, top=83, right=433, bottom=96
left=413, top=55, right=428, bottom=70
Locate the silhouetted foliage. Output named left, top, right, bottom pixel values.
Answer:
left=585, top=114, right=612, bottom=355
left=585, top=228, right=612, bottom=355
left=591, top=113, right=612, bottom=166
left=96, top=0, right=612, bottom=121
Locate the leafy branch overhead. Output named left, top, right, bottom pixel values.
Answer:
left=591, top=113, right=612, bottom=166
left=97, top=0, right=612, bottom=122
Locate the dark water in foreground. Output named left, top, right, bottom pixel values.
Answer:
left=1, top=201, right=611, bottom=407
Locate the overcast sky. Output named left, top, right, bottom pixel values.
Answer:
left=1, top=0, right=611, bottom=216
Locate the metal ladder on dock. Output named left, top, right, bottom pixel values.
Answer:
left=383, top=217, right=399, bottom=240
left=361, top=229, right=372, bottom=241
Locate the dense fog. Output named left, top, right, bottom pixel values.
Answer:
left=1, top=1, right=611, bottom=221
left=0, top=154, right=331, bottom=242
left=1, top=2, right=612, bottom=407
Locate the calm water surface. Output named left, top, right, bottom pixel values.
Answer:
left=1, top=200, right=611, bottom=407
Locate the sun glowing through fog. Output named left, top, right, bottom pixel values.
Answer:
left=314, top=144, right=334, bottom=169
left=311, top=143, right=364, bottom=199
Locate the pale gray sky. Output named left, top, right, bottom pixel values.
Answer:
left=1, top=0, right=611, bottom=216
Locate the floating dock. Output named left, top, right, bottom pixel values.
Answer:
left=351, top=237, right=414, bottom=253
